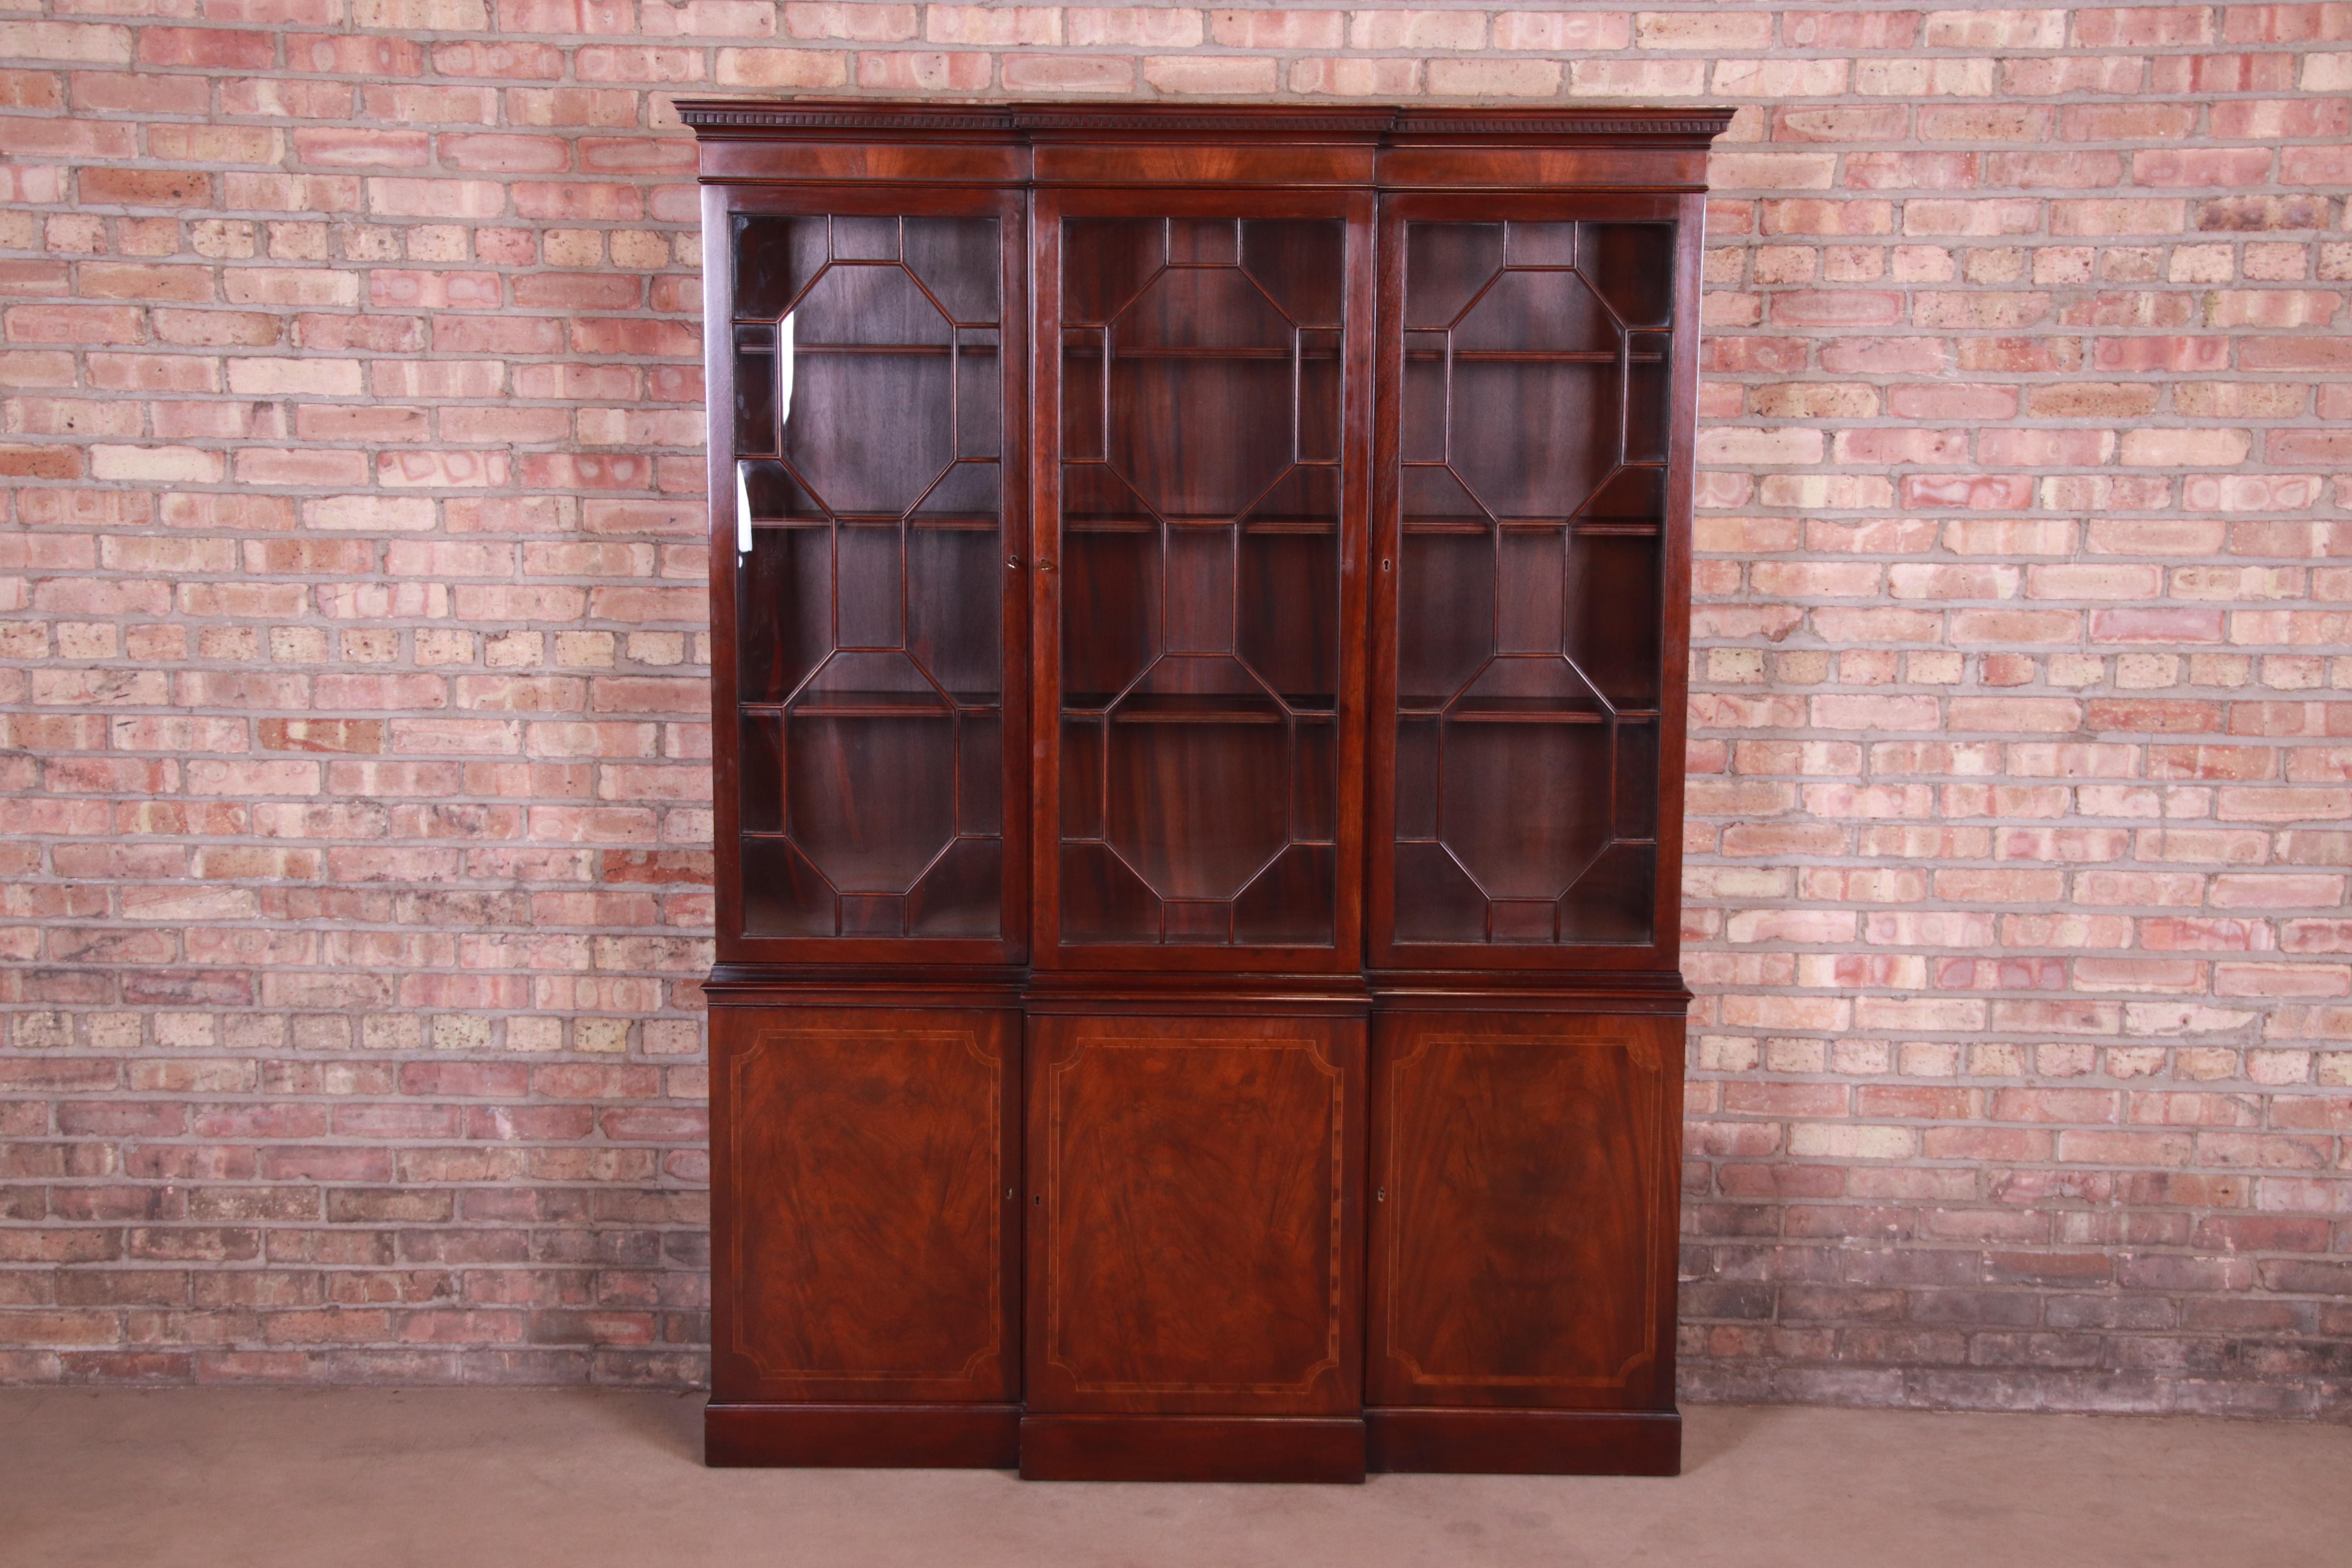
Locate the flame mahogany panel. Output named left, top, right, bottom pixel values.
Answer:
left=1026, top=1013, right=1365, bottom=1416
left=712, top=1005, right=1019, bottom=1405
left=1369, top=1009, right=1682, bottom=1410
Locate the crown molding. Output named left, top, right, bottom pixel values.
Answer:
left=675, top=100, right=1012, bottom=132
left=1391, top=109, right=1738, bottom=139
left=1009, top=108, right=1396, bottom=134
left=677, top=99, right=1739, bottom=144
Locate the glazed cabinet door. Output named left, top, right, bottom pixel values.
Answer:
left=1368, top=194, right=1700, bottom=972
left=1025, top=1012, right=1365, bottom=1415
left=1368, top=1011, right=1681, bottom=1409
left=709, top=187, right=1027, bottom=963
left=1033, top=190, right=1373, bottom=970
left=711, top=1005, right=1020, bottom=1404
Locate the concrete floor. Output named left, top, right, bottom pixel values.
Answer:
left=2, top=1391, right=2345, bottom=1568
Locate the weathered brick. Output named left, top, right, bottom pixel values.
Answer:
left=0, top=0, right=2343, bottom=1417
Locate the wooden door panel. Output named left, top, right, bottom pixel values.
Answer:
left=1027, top=1013, right=1364, bottom=1415
left=1369, top=1011, right=1678, bottom=1408
left=714, top=1005, right=1018, bottom=1403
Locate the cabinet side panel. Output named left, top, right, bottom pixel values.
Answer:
left=1369, top=1009, right=1679, bottom=1409
left=713, top=1005, right=1018, bottom=1403
left=1026, top=1012, right=1364, bottom=1415
left=1652, top=193, right=1707, bottom=972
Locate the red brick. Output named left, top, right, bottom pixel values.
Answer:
left=0, top=18, right=2341, bottom=1409
left=140, top=27, right=277, bottom=68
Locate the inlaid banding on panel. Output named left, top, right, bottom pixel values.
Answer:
left=1372, top=1023, right=1668, bottom=1408
left=727, top=1022, right=1009, bottom=1397
left=1036, top=1028, right=1352, bottom=1410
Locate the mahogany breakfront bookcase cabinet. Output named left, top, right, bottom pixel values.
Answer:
left=683, top=100, right=1729, bottom=1484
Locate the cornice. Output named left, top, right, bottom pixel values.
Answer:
left=1008, top=108, right=1396, bottom=134
left=676, top=99, right=1737, bottom=143
left=1391, top=109, right=1738, bottom=138
left=675, top=100, right=1012, bottom=132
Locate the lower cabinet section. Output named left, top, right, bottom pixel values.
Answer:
left=1025, top=1012, right=1365, bottom=1419
left=707, top=997, right=1681, bottom=1479
left=710, top=1004, right=1021, bottom=1405
left=1020, top=1010, right=1366, bottom=1479
left=1369, top=1009, right=1682, bottom=1412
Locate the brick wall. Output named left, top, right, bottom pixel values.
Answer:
left=0, top=2, right=2346, bottom=1412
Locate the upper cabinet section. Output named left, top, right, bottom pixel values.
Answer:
left=688, top=104, right=1729, bottom=973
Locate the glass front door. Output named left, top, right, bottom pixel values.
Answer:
left=730, top=211, right=1009, bottom=942
left=1053, top=213, right=1355, bottom=954
left=1388, top=218, right=1677, bottom=949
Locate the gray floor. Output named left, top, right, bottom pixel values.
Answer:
left=4, top=1389, right=2346, bottom=1567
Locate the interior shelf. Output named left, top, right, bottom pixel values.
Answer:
left=1397, top=701, right=1661, bottom=723
left=737, top=341, right=998, bottom=356
left=1392, top=835, right=1661, bottom=848
left=1063, top=516, right=1338, bottom=535
left=1445, top=702, right=1606, bottom=724
left=1062, top=346, right=1339, bottom=362
left=1113, top=700, right=1284, bottom=725
left=1400, top=520, right=1662, bottom=536
left=1062, top=693, right=1332, bottom=724
left=737, top=830, right=1007, bottom=842
left=1405, top=349, right=1664, bottom=364
left=743, top=691, right=1000, bottom=718
left=745, top=515, right=1000, bottom=532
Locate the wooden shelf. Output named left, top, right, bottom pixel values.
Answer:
left=745, top=515, right=999, bottom=532
left=743, top=691, right=1000, bottom=718
left=1400, top=519, right=1662, bottom=536
left=1062, top=693, right=1333, bottom=724
left=1406, top=349, right=1664, bottom=364
left=1392, top=835, right=1661, bottom=848
left=1064, top=515, right=1338, bottom=536
left=737, top=341, right=997, bottom=356
left=1063, top=345, right=1338, bottom=361
left=1114, top=700, right=1284, bottom=725
left=1397, top=701, right=1661, bottom=723
left=737, top=830, right=1007, bottom=842
left=1446, top=702, right=1607, bottom=724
